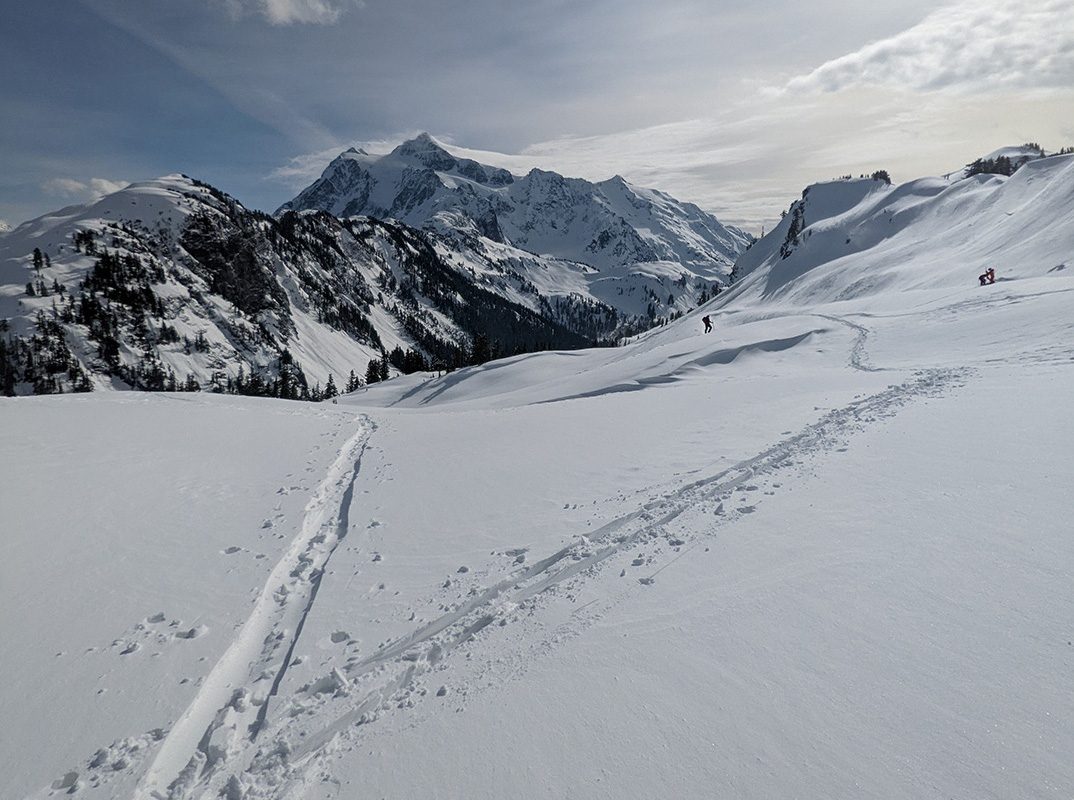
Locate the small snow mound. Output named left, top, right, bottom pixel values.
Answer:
left=224, top=774, right=246, bottom=800
left=303, top=667, right=349, bottom=696
left=174, top=624, right=208, bottom=640
left=51, top=771, right=78, bottom=791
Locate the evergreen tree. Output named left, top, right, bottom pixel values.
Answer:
left=470, top=332, right=491, bottom=365
left=346, top=369, right=361, bottom=393
left=365, top=358, right=381, bottom=385
left=324, top=373, right=338, bottom=399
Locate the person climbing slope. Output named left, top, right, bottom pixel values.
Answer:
left=702, top=315, right=712, bottom=333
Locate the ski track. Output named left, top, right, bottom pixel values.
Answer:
left=196, top=326, right=968, bottom=799
left=129, top=415, right=375, bottom=800
left=36, top=319, right=971, bottom=800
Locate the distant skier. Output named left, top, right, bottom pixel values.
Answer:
left=702, top=315, right=712, bottom=333
left=978, top=268, right=995, bottom=286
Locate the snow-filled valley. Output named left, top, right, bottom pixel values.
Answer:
left=2, top=153, right=1073, bottom=800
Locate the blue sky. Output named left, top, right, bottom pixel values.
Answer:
left=2, top=0, right=1072, bottom=232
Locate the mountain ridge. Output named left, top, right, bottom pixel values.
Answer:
left=2, top=141, right=1069, bottom=398
left=0, top=175, right=595, bottom=397
left=279, top=133, right=750, bottom=273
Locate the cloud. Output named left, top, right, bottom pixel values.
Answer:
left=225, top=0, right=359, bottom=26
left=43, top=178, right=129, bottom=202
left=786, top=0, right=1074, bottom=94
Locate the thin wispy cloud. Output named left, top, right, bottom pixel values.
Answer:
left=225, top=0, right=359, bottom=26
left=787, top=0, right=1074, bottom=94
left=43, top=178, right=129, bottom=202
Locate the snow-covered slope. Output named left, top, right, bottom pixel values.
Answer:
left=3, top=153, right=1073, bottom=800
left=731, top=151, right=1074, bottom=308
left=0, top=176, right=592, bottom=396
left=281, top=134, right=752, bottom=324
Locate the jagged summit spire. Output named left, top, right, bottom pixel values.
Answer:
left=394, top=132, right=448, bottom=155
left=391, top=132, right=457, bottom=171
left=407, top=131, right=439, bottom=147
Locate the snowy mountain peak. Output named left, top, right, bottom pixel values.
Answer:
left=390, top=132, right=457, bottom=171
left=275, top=136, right=753, bottom=336
left=282, top=134, right=749, bottom=271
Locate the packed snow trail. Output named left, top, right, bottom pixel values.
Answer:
left=205, top=363, right=969, bottom=799
left=134, top=416, right=374, bottom=800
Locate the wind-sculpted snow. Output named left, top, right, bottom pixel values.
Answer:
left=535, top=331, right=824, bottom=404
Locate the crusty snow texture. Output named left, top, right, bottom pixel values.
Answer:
left=2, top=154, right=1073, bottom=800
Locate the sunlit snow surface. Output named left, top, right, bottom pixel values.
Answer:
left=3, top=157, right=1073, bottom=799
